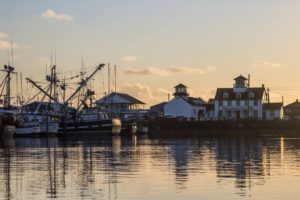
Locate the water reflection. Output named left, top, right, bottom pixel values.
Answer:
left=0, top=133, right=300, bottom=199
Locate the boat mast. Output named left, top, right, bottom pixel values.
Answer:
left=20, top=72, right=24, bottom=105
left=114, top=65, right=117, bottom=93
left=108, top=63, right=110, bottom=95
left=1, top=65, right=15, bottom=109
left=64, top=64, right=105, bottom=105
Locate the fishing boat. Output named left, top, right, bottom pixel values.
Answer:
left=59, top=107, right=121, bottom=134
left=0, top=110, right=16, bottom=138
left=15, top=119, right=41, bottom=136
left=19, top=101, right=62, bottom=135
left=0, top=65, right=17, bottom=138
left=26, top=63, right=122, bottom=135
left=15, top=112, right=59, bottom=136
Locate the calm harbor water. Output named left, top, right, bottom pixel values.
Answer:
left=0, top=133, right=300, bottom=200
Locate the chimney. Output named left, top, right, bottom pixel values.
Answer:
left=248, top=74, right=250, bottom=88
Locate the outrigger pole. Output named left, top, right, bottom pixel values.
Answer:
left=25, top=78, right=60, bottom=105
left=26, top=63, right=105, bottom=107
left=64, top=63, right=105, bottom=106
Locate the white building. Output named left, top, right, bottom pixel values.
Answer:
left=95, top=92, right=146, bottom=116
left=284, top=100, right=300, bottom=120
left=263, top=103, right=283, bottom=120
left=164, top=84, right=206, bottom=120
left=214, top=75, right=284, bottom=121
left=214, top=75, right=268, bottom=120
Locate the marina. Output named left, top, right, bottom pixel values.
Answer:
left=0, top=61, right=300, bottom=138
left=2, top=1, right=300, bottom=199
left=0, top=63, right=141, bottom=138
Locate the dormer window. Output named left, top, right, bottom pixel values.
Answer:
left=249, top=92, right=254, bottom=99
left=236, top=93, right=241, bottom=99
left=223, top=93, right=229, bottom=99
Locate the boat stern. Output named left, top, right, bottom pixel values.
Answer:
left=112, top=118, right=122, bottom=134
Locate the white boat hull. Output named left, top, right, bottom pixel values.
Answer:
left=15, top=126, right=41, bottom=136
left=40, top=123, right=59, bottom=134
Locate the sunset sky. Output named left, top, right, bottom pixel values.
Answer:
left=1, top=0, right=300, bottom=106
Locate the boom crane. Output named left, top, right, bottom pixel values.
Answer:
left=64, top=63, right=105, bottom=106
left=77, top=89, right=95, bottom=110
left=26, top=63, right=105, bottom=109
left=25, top=78, right=61, bottom=105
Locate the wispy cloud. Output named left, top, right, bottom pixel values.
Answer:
left=37, top=57, right=50, bottom=65
left=206, top=65, right=218, bottom=71
left=123, top=67, right=169, bottom=76
left=253, top=60, right=282, bottom=68
left=0, top=32, right=29, bottom=50
left=0, top=41, right=11, bottom=49
left=122, top=55, right=138, bottom=62
left=121, top=83, right=153, bottom=100
left=41, top=9, right=73, bottom=22
left=168, top=66, right=205, bottom=74
left=156, top=88, right=171, bottom=95
left=123, top=65, right=217, bottom=76
left=0, top=32, right=8, bottom=39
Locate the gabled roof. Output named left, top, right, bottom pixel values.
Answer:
left=263, top=103, right=283, bottom=110
left=174, top=83, right=187, bottom=88
left=176, top=96, right=204, bottom=106
left=284, top=100, right=300, bottom=109
left=234, top=75, right=248, bottom=81
left=187, top=97, right=204, bottom=106
left=150, top=102, right=167, bottom=112
left=204, top=103, right=214, bottom=111
left=215, top=87, right=266, bottom=100
left=95, top=92, right=145, bottom=105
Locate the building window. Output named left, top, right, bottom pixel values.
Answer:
left=249, top=92, right=255, bottom=99
left=227, top=111, right=231, bottom=118
left=254, top=110, right=258, bottom=118
left=219, top=111, right=223, bottom=118
left=236, top=93, right=241, bottom=99
left=236, top=100, right=240, bottom=106
left=254, top=101, right=258, bottom=106
left=271, top=110, right=275, bottom=117
left=228, top=101, right=232, bottom=106
left=223, top=93, right=229, bottom=99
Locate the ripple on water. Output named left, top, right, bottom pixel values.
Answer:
left=0, top=135, right=300, bottom=199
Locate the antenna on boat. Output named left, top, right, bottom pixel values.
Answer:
left=101, top=69, right=105, bottom=96
left=81, top=51, right=84, bottom=70
left=16, top=72, right=19, bottom=107
left=50, top=50, right=53, bottom=67
left=20, top=72, right=24, bottom=105
left=107, top=63, right=110, bottom=95
left=10, top=39, right=14, bottom=67
left=54, top=47, right=57, bottom=66
left=114, top=65, right=117, bottom=93
left=62, top=76, right=66, bottom=103
left=7, top=49, right=10, bottom=66
left=10, top=38, right=18, bottom=107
